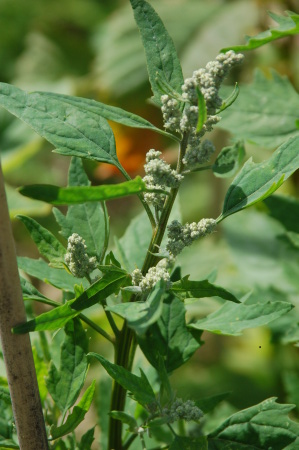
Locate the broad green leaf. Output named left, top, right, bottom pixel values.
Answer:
left=17, top=215, right=66, bottom=267
left=208, top=397, right=299, bottom=449
left=212, top=141, right=245, bottom=178
left=0, top=83, right=122, bottom=169
left=46, top=319, right=88, bottom=414
left=17, top=256, right=87, bottom=291
left=78, top=427, right=95, bottom=450
left=13, top=270, right=128, bottom=333
left=19, top=176, right=151, bottom=205
left=53, top=157, right=108, bottom=261
left=263, top=194, right=299, bottom=233
left=109, top=411, right=137, bottom=432
left=50, top=381, right=95, bottom=440
left=171, top=276, right=239, bottom=303
left=129, top=0, right=184, bottom=105
left=88, top=353, right=156, bottom=407
left=222, top=10, right=299, bottom=52
left=218, top=135, right=299, bottom=221
left=218, top=70, right=299, bottom=146
left=169, top=436, right=208, bottom=450
left=40, top=91, right=176, bottom=141
left=107, top=280, right=165, bottom=335
left=189, top=300, right=293, bottom=336
left=138, top=293, right=203, bottom=373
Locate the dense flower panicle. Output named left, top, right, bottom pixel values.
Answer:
left=131, top=258, right=172, bottom=293
left=183, top=138, right=216, bottom=167
left=162, top=398, right=203, bottom=423
left=64, top=233, right=97, bottom=278
left=166, top=218, right=217, bottom=257
left=161, top=95, right=181, bottom=132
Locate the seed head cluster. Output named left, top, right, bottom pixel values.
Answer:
left=162, top=398, right=203, bottom=423
left=166, top=218, right=217, bottom=257
left=64, top=233, right=97, bottom=278
left=161, top=51, right=244, bottom=169
left=131, top=258, right=172, bottom=293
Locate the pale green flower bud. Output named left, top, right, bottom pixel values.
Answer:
left=64, top=233, right=97, bottom=278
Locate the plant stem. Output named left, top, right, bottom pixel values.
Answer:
left=107, top=133, right=189, bottom=450
left=79, top=313, right=115, bottom=344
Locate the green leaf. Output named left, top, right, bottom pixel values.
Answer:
left=0, top=83, right=122, bottom=169
left=107, top=280, right=165, bottom=335
left=17, top=215, right=66, bottom=267
left=129, top=0, right=184, bottom=105
left=171, top=276, right=239, bottom=303
left=88, top=353, right=156, bottom=407
left=218, top=135, right=299, bottom=221
left=263, top=194, right=299, bottom=233
left=218, top=70, right=299, bottom=147
left=222, top=10, right=299, bottom=52
left=208, top=397, right=299, bottom=449
left=196, top=87, right=207, bottom=133
left=0, top=439, right=19, bottom=449
left=138, top=293, right=203, bottom=373
left=0, top=387, right=11, bottom=405
left=283, top=371, right=299, bottom=413
left=216, top=83, right=240, bottom=114
left=189, top=300, right=293, bottom=336
left=50, top=380, right=95, bottom=440
left=20, top=276, right=49, bottom=302
left=169, top=436, right=208, bottom=450
left=109, top=411, right=137, bottom=432
left=46, top=319, right=88, bottom=413
left=53, top=157, right=108, bottom=261
left=212, top=141, right=245, bottom=178
left=17, top=256, right=87, bottom=291
left=40, top=91, right=176, bottom=141
left=19, top=176, right=153, bottom=205
left=13, top=270, right=128, bottom=333
left=78, top=427, right=95, bottom=450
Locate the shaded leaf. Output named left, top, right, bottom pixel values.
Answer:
left=17, top=215, right=66, bottom=267
left=129, top=0, right=184, bottom=105
left=189, top=300, right=293, bottom=336
left=222, top=10, right=299, bottom=52
left=20, top=276, right=49, bottom=302
left=50, top=381, right=95, bottom=439
left=212, top=141, right=245, bottom=178
left=195, top=392, right=231, bottom=414
left=0, top=83, right=122, bottom=169
left=208, top=397, right=299, bottom=449
left=78, top=427, right=95, bottom=450
left=218, top=70, right=299, bottom=146
left=169, top=436, right=208, bottom=450
left=218, top=135, right=299, bottom=221
left=263, top=194, right=299, bottom=233
left=88, top=353, right=156, bottom=407
left=171, top=276, right=239, bottom=303
left=107, top=280, right=165, bottom=335
left=46, top=319, right=88, bottom=414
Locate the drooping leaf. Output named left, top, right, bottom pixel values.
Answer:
left=53, top=157, right=108, bottom=262
left=17, top=256, right=87, bottom=291
left=46, top=319, right=89, bottom=414
left=39, top=91, right=176, bottom=141
left=13, top=270, right=129, bottom=333
left=171, top=276, right=239, bottom=303
left=208, top=398, right=299, bottom=449
left=222, top=10, right=299, bottom=52
left=189, top=300, right=293, bottom=336
left=0, top=83, right=122, bottom=169
left=88, top=353, right=156, bottom=407
left=218, top=70, right=299, bottom=146
left=138, top=292, right=203, bottom=373
left=50, top=381, right=95, bottom=439
left=107, top=280, right=165, bottom=335
left=17, top=215, right=66, bottom=267
left=129, top=0, right=184, bottom=105
left=169, top=436, right=208, bottom=450
left=218, top=135, right=299, bottom=221
left=212, top=141, right=245, bottom=178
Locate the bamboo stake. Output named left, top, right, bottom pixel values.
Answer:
left=0, top=162, right=49, bottom=450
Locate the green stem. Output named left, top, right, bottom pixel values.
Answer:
left=79, top=313, right=115, bottom=344
left=107, top=133, right=189, bottom=450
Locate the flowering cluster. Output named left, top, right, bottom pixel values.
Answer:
left=162, top=398, right=203, bottom=423
left=143, top=149, right=183, bottom=210
left=161, top=51, right=244, bottom=168
left=166, top=218, right=217, bottom=257
left=64, top=233, right=97, bottom=278
left=131, top=258, right=172, bottom=293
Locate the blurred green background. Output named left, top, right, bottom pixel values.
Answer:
left=1, top=0, right=299, bottom=446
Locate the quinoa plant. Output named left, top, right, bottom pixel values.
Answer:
left=0, top=1, right=299, bottom=449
